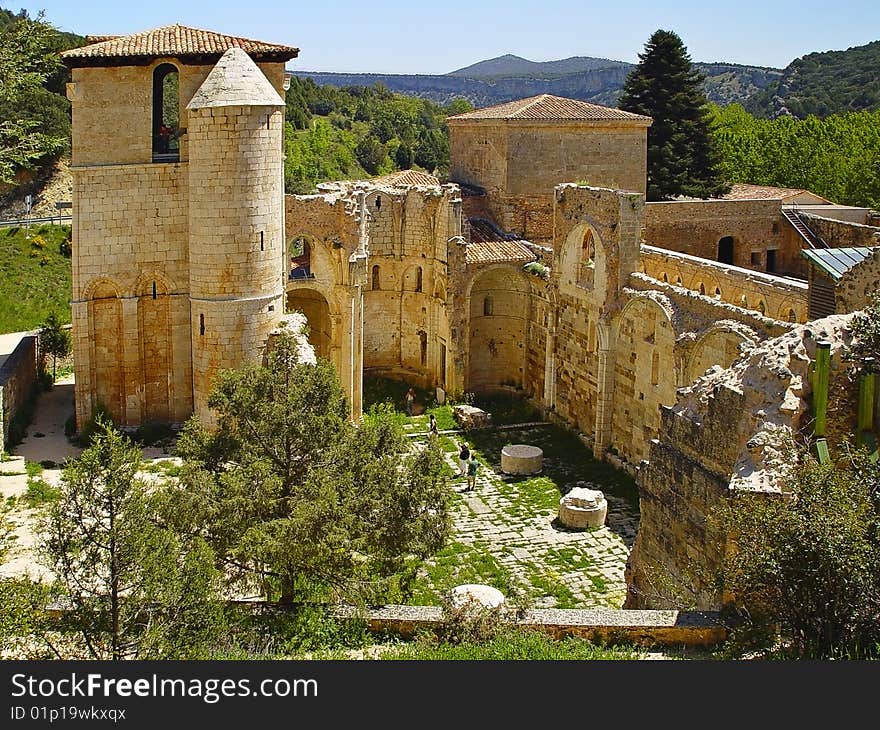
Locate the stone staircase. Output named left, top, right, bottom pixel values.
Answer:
left=782, top=208, right=828, bottom=249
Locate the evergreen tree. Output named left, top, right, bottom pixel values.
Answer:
left=167, top=329, right=450, bottom=606
left=618, top=29, right=729, bottom=201
left=42, top=419, right=225, bottom=659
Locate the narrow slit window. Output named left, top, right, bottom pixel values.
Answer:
left=152, top=281, right=157, bottom=299
left=199, top=313, right=205, bottom=336
left=260, top=231, right=264, bottom=251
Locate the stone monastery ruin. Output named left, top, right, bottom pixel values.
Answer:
left=61, top=26, right=880, bottom=609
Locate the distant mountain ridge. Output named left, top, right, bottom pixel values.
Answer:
left=292, top=53, right=783, bottom=110
left=293, top=41, right=880, bottom=118
left=449, top=53, right=630, bottom=78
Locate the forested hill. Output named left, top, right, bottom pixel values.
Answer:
left=746, top=39, right=880, bottom=119
left=291, top=57, right=782, bottom=109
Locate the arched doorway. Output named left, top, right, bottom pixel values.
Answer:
left=286, top=288, right=332, bottom=359
left=717, top=236, right=734, bottom=265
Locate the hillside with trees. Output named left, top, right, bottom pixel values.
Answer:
left=746, top=40, right=880, bottom=119
left=283, top=77, right=468, bottom=193
left=0, top=8, right=84, bottom=190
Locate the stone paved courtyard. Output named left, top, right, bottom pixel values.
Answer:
left=408, top=423, right=640, bottom=610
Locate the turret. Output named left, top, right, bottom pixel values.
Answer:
left=186, top=47, right=286, bottom=422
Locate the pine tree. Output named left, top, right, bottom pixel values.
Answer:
left=619, top=29, right=729, bottom=201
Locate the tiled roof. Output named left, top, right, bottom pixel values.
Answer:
left=801, top=246, right=877, bottom=281
left=722, top=184, right=831, bottom=202
left=62, top=24, right=299, bottom=65
left=466, top=218, right=537, bottom=264
left=372, top=169, right=440, bottom=187
left=447, top=94, right=651, bottom=123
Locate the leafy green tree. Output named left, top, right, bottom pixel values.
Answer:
left=618, top=29, right=729, bottom=200
left=710, top=449, right=880, bottom=658
left=41, top=419, right=225, bottom=659
left=0, top=10, right=69, bottom=183
left=849, top=292, right=880, bottom=375
left=355, top=134, right=386, bottom=175
left=167, top=329, right=450, bottom=606
left=39, top=311, right=71, bottom=382
left=711, top=104, right=880, bottom=209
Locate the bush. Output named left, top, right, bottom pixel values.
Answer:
left=711, top=447, right=880, bottom=659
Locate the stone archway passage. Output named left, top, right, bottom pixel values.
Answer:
left=287, top=288, right=332, bottom=360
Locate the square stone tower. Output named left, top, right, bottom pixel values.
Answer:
left=447, top=94, right=651, bottom=243
left=61, top=25, right=298, bottom=429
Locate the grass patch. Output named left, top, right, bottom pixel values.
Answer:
left=377, top=628, right=642, bottom=660
left=21, top=476, right=61, bottom=507
left=0, top=224, right=72, bottom=333
left=408, top=539, right=520, bottom=605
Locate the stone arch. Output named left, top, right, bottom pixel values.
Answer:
left=86, top=279, right=125, bottom=423
left=612, top=295, right=677, bottom=465
left=135, top=272, right=174, bottom=422
left=466, top=265, right=530, bottom=391
left=558, top=221, right=604, bottom=291
left=686, top=323, right=756, bottom=384
left=402, top=264, right=424, bottom=293
left=287, top=233, right=336, bottom=283
left=285, top=283, right=339, bottom=361
left=718, top=236, right=734, bottom=265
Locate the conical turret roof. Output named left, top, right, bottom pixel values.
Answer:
left=187, top=47, right=284, bottom=110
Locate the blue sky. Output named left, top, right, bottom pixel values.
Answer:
left=9, top=0, right=879, bottom=74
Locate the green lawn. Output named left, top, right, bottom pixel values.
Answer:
left=0, top=224, right=71, bottom=333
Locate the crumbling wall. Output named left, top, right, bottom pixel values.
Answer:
left=625, top=314, right=858, bottom=610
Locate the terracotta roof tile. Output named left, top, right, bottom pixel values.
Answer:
left=371, top=170, right=440, bottom=187
left=62, top=24, right=298, bottom=65
left=721, top=183, right=831, bottom=203
left=466, top=218, right=537, bottom=264
left=447, top=94, right=651, bottom=123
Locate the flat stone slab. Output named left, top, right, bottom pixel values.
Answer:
left=501, top=444, right=543, bottom=475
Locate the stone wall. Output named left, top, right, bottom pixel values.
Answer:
left=71, top=163, right=192, bottom=429
left=640, top=245, right=810, bottom=323
left=836, top=247, right=880, bottom=313
left=466, top=266, right=531, bottom=390
left=68, top=60, right=286, bottom=166
left=802, top=211, right=880, bottom=249
left=449, top=120, right=647, bottom=242
left=644, top=199, right=806, bottom=276
left=625, top=314, right=857, bottom=609
left=0, top=335, right=38, bottom=450
left=187, top=101, right=285, bottom=425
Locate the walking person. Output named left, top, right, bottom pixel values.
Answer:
left=458, top=441, right=470, bottom=476
left=428, top=413, right=438, bottom=438
left=466, top=453, right=479, bottom=492
left=405, top=387, right=416, bottom=417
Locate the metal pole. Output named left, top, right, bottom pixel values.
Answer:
left=812, top=340, right=831, bottom=438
